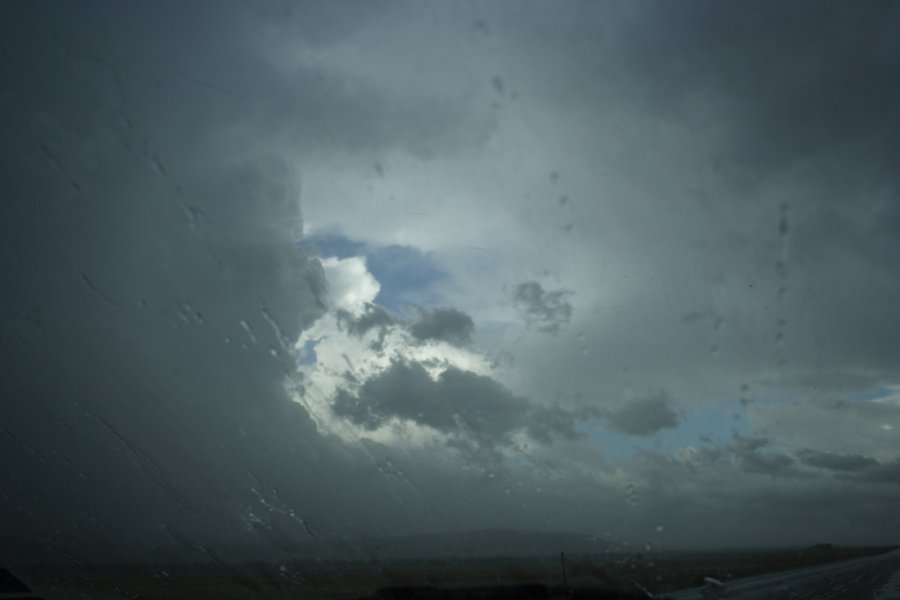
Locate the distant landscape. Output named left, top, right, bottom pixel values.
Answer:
left=10, top=531, right=897, bottom=599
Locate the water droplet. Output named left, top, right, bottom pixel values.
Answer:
left=558, top=195, right=570, bottom=207
left=180, top=204, right=207, bottom=230
left=778, top=202, right=790, bottom=235
left=775, top=259, right=787, bottom=278
left=149, top=156, right=167, bottom=177
left=41, top=144, right=62, bottom=171
left=473, top=19, right=490, bottom=36
left=491, top=75, right=505, bottom=95
left=182, top=303, right=205, bottom=324
left=239, top=319, right=258, bottom=344
left=625, top=482, right=639, bottom=506
left=655, top=525, right=664, bottom=532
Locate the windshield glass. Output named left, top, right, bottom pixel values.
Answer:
left=2, top=2, right=898, bottom=598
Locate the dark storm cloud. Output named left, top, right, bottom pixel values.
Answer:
left=670, top=434, right=800, bottom=478
left=738, top=450, right=796, bottom=477
left=796, top=449, right=879, bottom=473
left=855, top=459, right=900, bottom=486
left=0, top=2, right=488, bottom=162
left=332, top=360, right=578, bottom=446
left=512, top=281, right=572, bottom=334
left=0, top=0, right=492, bottom=563
left=723, top=434, right=798, bottom=477
left=3, top=0, right=900, bottom=560
left=603, top=392, right=680, bottom=436
left=337, top=304, right=475, bottom=347
left=631, top=1, right=900, bottom=376
left=507, top=0, right=900, bottom=386
left=408, top=307, right=474, bottom=345
left=567, top=1, right=900, bottom=179
left=339, top=304, right=398, bottom=337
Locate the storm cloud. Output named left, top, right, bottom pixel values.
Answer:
left=0, top=0, right=491, bottom=563
left=408, top=307, right=475, bottom=345
left=3, top=0, right=900, bottom=565
left=337, top=304, right=474, bottom=346
left=797, top=449, right=880, bottom=473
left=340, top=304, right=399, bottom=337
left=332, top=359, right=578, bottom=446
left=512, top=281, right=573, bottom=334
left=603, top=392, right=681, bottom=436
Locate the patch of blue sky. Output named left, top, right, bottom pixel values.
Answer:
left=296, top=337, right=321, bottom=365
left=303, top=232, right=447, bottom=312
left=749, top=381, right=894, bottom=405
left=743, top=385, right=792, bottom=406
left=303, top=233, right=367, bottom=259
left=844, top=386, right=894, bottom=402
left=581, top=406, right=753, bottom=461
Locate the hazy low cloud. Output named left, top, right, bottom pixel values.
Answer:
left=604, top=392, right=680, bottom=436
left=670, top=433, right=801, bottom=479
left=718, top=434, right=798, bottom=477
left=746, top=395, right=900, bottom=460
left=738, top=450, right=796, bottom=476
left=796, top=449, right=880, bottom=472
left=855, top=459, right=900, bottom=486
left=512, top=281, right=572, bottom=334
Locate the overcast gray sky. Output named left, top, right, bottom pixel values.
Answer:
left=1, top=0, right=899, bottom=565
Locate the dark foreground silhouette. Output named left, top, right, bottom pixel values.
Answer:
left=367, top=584, right=667, bottom=599
left=0, top=567, right=44, bottom=599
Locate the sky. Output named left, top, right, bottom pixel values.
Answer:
left=1, top=0, right=899, bottom=565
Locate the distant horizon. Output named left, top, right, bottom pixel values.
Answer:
left=7, top=528, right=898, bottom=569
